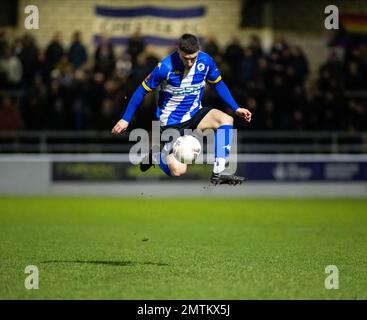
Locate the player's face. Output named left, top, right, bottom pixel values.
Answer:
left=178, top=49, right=199, bottom=69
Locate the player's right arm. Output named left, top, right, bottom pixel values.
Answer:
left=112, top=62, right=167, bottom=135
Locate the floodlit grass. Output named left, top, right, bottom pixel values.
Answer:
left=0, top=197, right=366, bottom=299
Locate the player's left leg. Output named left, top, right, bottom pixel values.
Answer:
left=197, top=108, right=234, bottom=131
left=197, top=109, right=245, bottom=185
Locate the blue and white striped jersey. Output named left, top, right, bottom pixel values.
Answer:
left=142, top=51, right=222, bottom=126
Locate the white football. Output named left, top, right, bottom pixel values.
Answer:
left=173, top=135, right=201, bottom=164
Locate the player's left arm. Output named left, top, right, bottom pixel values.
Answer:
left=207, top=58, right=252, bottom=123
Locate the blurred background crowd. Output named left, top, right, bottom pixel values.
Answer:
left=0, top=30, right=366, bottom=132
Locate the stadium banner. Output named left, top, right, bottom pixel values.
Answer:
left=52, top=162, right=212, bottom=181
left=238, top=162, right=367, bottom=181
left=52, top=161, right=367, bottom=182
left=93, top=5, right=206, bottom=46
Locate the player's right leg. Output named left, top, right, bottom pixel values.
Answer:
left=156, top=151, right=187, bottom=176
left=165, top=153, right=187, bottom=177
left=140, top=144, right=187, bottom=177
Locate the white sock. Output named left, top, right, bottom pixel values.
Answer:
left=213, top=158, right=226, bottom=174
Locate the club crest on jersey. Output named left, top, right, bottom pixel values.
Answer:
left=197, top=63, right=205, bottom=72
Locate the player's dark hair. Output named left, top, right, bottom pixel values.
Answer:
left=178, top=34, right=200, bottom=54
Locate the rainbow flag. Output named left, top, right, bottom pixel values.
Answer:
left=340, top=13, right=367, bottom=34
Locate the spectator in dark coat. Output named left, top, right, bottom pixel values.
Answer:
left=18, top=34, right=39, bottom=86
left=224, top=37, right=243, bottom=80
left=68, top=31, right=87, bottom=69
left=127, top=33, right=146, bottom=67
left=203, top=35, right=220, bottom=57
left=94, top=35, right=115, bottom=77
left=45, top=32, right=64, bottom=70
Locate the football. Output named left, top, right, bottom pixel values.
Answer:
left=173, top=135, right=201, bottom=164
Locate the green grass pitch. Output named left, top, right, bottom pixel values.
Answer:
left=0, top=197, right=366, bottom=299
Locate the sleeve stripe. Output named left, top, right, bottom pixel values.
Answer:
left=208, top=75, right=222, bottom=84
left=141, top=81, right=152, bottom=92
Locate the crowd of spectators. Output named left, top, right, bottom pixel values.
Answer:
left=0, top=30, right=366, bottom=132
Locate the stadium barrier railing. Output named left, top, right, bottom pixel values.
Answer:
left=0, top=130, right=366, bottom=154
left=0, top=153, right=366, bottom=197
